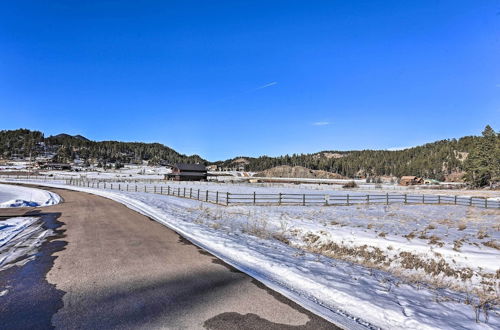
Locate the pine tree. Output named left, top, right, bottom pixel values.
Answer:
left=465, top=125, right=499, bottom=187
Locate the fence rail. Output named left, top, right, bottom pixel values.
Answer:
left=63, top=179, right=499, bottom=209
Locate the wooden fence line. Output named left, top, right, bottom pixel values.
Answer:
left=65, top=179, right=499, bottom=209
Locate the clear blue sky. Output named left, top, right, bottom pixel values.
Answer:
left=0, top=1, right=498, bottom=161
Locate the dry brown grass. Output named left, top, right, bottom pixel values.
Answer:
left=483, top=240, right=500, bottom=250
left=453, top=238, right=465, bottom=251
left=404, top=231, right=417, bottom=240
left=428, top=235, right=444, bottom=247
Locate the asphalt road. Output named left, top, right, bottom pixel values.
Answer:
left=0, top=186, right=339, bottom=329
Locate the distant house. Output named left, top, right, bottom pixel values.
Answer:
left=166, top=163, right=207, bottom=181
left=399, top=176, right=423, bottom=186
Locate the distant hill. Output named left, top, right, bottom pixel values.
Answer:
left=255, top=165, right=346, bottom=179
left=0, top=129, right=206, bottom=166
left=52, top=133, right=90, bottom=142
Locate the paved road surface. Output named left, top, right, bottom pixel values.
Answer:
left=0, top=186, right=339, bottom=329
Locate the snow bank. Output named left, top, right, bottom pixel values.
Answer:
left=0, top=184, right=61, bottom=208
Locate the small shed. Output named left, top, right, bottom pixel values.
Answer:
left=166, top=163, right=207, bottom=181
left=399, top=176, right=423, bottom=186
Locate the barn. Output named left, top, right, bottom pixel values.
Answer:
left=166, top=163, right=207, bottom=181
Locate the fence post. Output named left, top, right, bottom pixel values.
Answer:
left=438, top=195, right=441, bottom=204
left=127, top=184, right=129, bottom=192
left=111, top=183, right=113, bottom=190
left=253, top=192, right=256, bottom=205
left=469, top=197, right=472, bottom=206
left=485, top=199, right=488, bottom=208
left=190, top=188, right=192, bottom=199
left=216, top=191, right=219, bottom=204
left=119, top=183, right=121, bottom=191
left=206, top=190, right=209, bottom=202
left=454, top=195, right=457, bottom=205
left=154, top=186, right=156, bottom=194
left=144, top=185, right=146, bottom=192
left=302, top=194, right=306, bottom=206
left=346, top=194, right=349, bottom=206
left=183, top=188, right=186, bottom=197
left=386, top=193, right=389, bottom=205
left=404, top=194, right=407, bottom=204
left=226, top=192, right=229, bottom=206
left=197, top=189, right=200, bottom=200
left=367, top=195, right=370, bottom=205
left=135, top=185, right=137, bottom=192
left=104, top=182, right=107, bottom=189
left=278, top=193, right=282, bottom=206
left=422, top=194, right=425, bottom=204
left=167, top=186, right=170, bottom=195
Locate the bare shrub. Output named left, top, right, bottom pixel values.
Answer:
left=243, top=218, right=270, bottom=238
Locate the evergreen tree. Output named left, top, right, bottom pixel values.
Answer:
left=465, top=125, right=500, bottom=187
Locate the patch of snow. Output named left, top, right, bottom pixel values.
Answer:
left=0, top=217, right=53, bottom=271
left=0, top=184, right=61, bottom=208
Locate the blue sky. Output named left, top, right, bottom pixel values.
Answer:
left=0, top=1, right=498, bottom=161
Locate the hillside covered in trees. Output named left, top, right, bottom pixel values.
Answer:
left=0, top=129, right=206, bottom=166
left=217, top=126, right=499, bottom=185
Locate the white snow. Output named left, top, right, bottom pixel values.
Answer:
left=0, top=184, right=61, bottom=208
left=0, top=217, right=53, bottom=271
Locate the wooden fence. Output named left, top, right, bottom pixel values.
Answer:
left=66, top=179, right=499, bottom=209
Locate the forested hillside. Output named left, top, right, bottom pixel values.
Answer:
left=0, top=129, right=206, bottom=165
left=217, top=126, right=499, bottom=184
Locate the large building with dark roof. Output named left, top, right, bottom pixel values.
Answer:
left=166, top=163, right=207, bottom=181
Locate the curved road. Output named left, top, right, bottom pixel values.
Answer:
left=0, top=186, right=339, bottom=329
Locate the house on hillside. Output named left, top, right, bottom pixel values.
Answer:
left=399, top=176, right=423, bottom=186
left=165, top=163, right=207, bottom=181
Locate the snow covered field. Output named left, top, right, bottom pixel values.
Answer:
left=6, top=180, right=498, bottom=329
left=0, top=184, right=61, bottom=208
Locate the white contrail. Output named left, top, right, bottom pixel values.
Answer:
left=254, top=81, right=277, bottom=90
left=312, top=121, right=330, bottom=126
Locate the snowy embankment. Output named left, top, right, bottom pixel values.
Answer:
left=0, top=183, right=61, bottom=208
left=2, top=180, right=499, bottom=329
left=0, top=217, right=53, bottom=271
